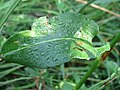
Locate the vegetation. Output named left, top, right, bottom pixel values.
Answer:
left=0, top=0, right=120, bottom=90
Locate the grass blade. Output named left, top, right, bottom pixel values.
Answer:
left=0, top=0, right=22, bottom=30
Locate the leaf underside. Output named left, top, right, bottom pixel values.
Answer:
left=1, top=13, right=110, bottom=68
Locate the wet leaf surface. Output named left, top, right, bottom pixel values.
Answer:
left=1, top=13, right=110, bottom=68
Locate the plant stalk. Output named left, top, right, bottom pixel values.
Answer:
left=61, top=64, right=65, bottom=80
left=0, top=0, right=22, bottom=30
left=110, top=33, right=120, bottom=48
left=74, top=57, right=101, bottom=90
left=75, top=32, right=120, bottom=90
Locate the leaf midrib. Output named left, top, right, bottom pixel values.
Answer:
left=2, top=37, right=76, bottom=57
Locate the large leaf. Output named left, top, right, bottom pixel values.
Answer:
left=1, top=13, right=110, bottom=68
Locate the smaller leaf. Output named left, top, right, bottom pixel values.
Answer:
left=72, top=73, right=80, bottom=83
left=25, top=67, right=40, bottom=77
left=56, top=0, right=66, bottom=12
left=60, top=81, right=74, bottom=90
left=105, top=60, right=119, bottom=74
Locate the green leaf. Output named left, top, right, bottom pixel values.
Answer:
left=56, top=0, right=66, bottom=12
left=1, top=13, right=110, bottom=68
left=25, top=67, right=40, bottom=77
left=0, top=36, right=6, bottom=51
left=105, top=60, right=119, bottom=74
left=60, top=81, right=75, bottom=90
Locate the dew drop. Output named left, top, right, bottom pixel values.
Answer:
left=74, top=31, right=81, bottom=38
left=88, top=24, right=90, bottom=27
left=45, top=56, right=49, bottom=61
left=65, top=47, right=69, bottom=50
left=53, top=58, right=58, bottom=61
left=64, top=41, right=68, bottom=45
left=71, top=31, right=74, bottom=35
left=41, top=52, right=45, bottom=56
left=54, top=45, right=58, bottom=49
left=21, top=43, right=29, bottom=47
left=48, top=43, right=52, bottom=47
left=54, top=42, right=58, bottom=44
left=59, top=33, right=62, bottom=37
left=80, top=27, right=83, bottom=30
left=65, top=34, right=69, bottom=37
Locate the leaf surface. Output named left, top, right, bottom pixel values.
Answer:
left=1, top=13, right=110, bottom=68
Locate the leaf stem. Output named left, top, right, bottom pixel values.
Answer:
left=0, top=0, right=22, bottom=31
left=110, top=33, right=120, bottom=48
left=74, top=57, right=101, bottom=90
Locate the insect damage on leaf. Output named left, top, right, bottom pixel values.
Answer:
left=76, top=41, right=84, bottom=46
